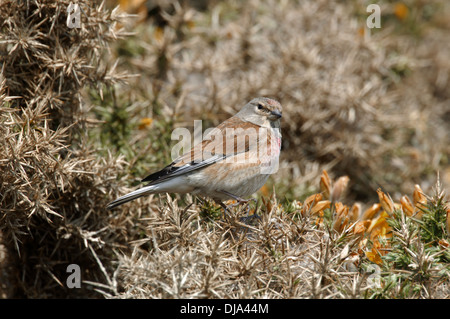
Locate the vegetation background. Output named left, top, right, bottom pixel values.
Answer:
left=0, top=0, right=449, bottom=298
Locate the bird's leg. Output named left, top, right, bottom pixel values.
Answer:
left=196, top=196, right=206, bottom=206
left=219, top=190, right=257, bottom=216
left=220, top=190, right=254, bottom=205
left=214, top=200, right=232, bottom=219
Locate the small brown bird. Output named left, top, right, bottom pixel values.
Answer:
left=107, top=97, right=282, bottom=210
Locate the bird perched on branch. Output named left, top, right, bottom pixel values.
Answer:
left=107, top=97, right=282, bottom=211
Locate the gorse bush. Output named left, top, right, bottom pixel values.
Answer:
left=0, top=0, right=132, bottom=297
left=111, top=173, right=449, bottom=299
left=0, top=0, right=449, bottom=298
left=0, top=0, right=129, bottom=126
left=372, top=182, right=450, bottom=298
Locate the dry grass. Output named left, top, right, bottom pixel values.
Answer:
left=0, top=0, right=449, bottom=298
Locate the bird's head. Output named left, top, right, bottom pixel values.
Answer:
left=237, top=97, right=282, bottom=128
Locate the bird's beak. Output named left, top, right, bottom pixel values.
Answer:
left=270, top=110, right=282, bottom=120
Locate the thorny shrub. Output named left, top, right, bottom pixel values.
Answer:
left=0, top=0, right=449, bottom=298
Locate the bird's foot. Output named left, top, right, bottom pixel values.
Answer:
left=218, top=191, right=258, bottom=220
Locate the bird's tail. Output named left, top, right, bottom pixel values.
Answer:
left=106, top=185, right=158, bottom=210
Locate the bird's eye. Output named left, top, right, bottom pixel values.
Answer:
left=257, top=103, right=264, bottom=110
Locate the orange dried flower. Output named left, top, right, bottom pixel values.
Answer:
left=260, top=184, right=270, bottom=197
left=302, top=194, right=323, bottom=216
left=333, top=202, right=350, bottom=232
left=400, top=195, right=414, bottom=216
left=334, top=202, right=346, bottom=216
left=413, top=184, right=427, bottom=207
left=439, top=239, right=449, bottom=248
left=340, top=216, right=350, bottom=232
left=394, top=3, right=409, bottom=21
left=354, top=220, right=370, bottom=237
left=320, top=170, right=331, bottom=200
left=186, top=20, right=196, bottom=30
left=377, top=188, right=394, bottom=215
left=361, top=203, right=381, bottom=220
left=358, top=26, right=365, bottom=37
left=413, top=184, right=427, bottom=219
left=366, top=211, right=391, bottom=265
left=366, top=240, right=383, bottom=265
left=154, top=26, right=164, bottom=42
left=310, top=200, right=331, bottom=215
left=119, top=0, right=146, bottom=12
left=119, top=0, right=148, bottom=22
left=350, top=203, right=361, bottom=222
left=367, top=211, right=391, bottom=238
left=315, top=210, right=324, bottom=227
left=331, top=176, right=349, bottom=202
left=138, top=117, right=153, bottom=130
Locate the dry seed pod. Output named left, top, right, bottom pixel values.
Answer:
left=331, top=176, right=349, bottom=202
left=333, top=214, right=344, bottom=232
left=377, top=188, right=394, bottom=215
left=310, top=200, right=331, bottom=215
left=340, top=244, right=350, bottom=261
left=303, top=193, right=322, bottom=208
left=302, top=193, right=323, bottom=215
left=320, top=170, right=331, bottom=200
left=350, top=203, right=361, bottom=222
left=413, top=184, right=427, bottom=219
left=353, top=220, right=370, bottom=237
left=400, top=195, right=414, bottom=216
left=361, top=203, right=381, bottom=220
left=413, top=184, right=427, bottom=207
left=340, top=216, right=351, bottom=232
left=334, top=202, right=347, bottom=217
left=333, top=202, right=349, bottom=232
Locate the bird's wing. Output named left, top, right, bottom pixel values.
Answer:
left=142, top=116, right=266, bottom=185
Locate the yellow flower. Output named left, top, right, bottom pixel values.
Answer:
left=367, top=211, right=391, bottom=238
left=366, top=240, right=384, bottom=265
left=138, top=117, right=153, bottom=130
